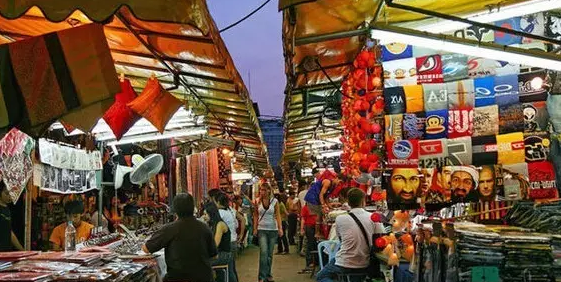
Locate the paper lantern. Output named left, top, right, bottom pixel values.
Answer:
left=400, top=234, right=414, bottom=246
left=371, top=123, right=382, bottom=133
left=375, top=237, right=388, bottom=249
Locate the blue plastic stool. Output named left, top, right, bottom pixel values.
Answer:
left=317, top=240, right=341, bottom=270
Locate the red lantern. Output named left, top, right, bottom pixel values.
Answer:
left=400, top=233, right=414, bottom=246
left=375, top=237, right=387, bottom=249
left=371, top=213, right=382, bottom=223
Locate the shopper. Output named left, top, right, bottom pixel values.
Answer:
left=50, top=199, right=94, bottom=251
left=304, top=171, right=342, bottom=238
left=299, top=202, right=317, bottom=274
left=276, top=194, right=290, bottom=255
left=143, top=193, right=217, bottom=282
left=216, top=192, right=240, bottom=282
left=202, top=201, right=232, bottom=282
left=316, top=188, right=376, bottom=282
left=253, top=183, right=283, bottom=282
left=0, top=180, right=23, bottom=251
left=297, top=180, right=309, bottom=255
left=287, top=191, right=301, bottom=246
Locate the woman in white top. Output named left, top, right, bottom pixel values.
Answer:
left=253, top=183, right=283, bottom=282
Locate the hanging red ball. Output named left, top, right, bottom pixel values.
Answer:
left=375, top=237, right=388, bottom=249
left=371, top=213, right=382, bottom=223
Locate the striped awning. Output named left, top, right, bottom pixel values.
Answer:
left=0, top=0, right=271, bottom=174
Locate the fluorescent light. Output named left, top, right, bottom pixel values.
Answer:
left=371, top=27, right=561, bottom=71
left=106, top=127, right=207, bottom=146
left=232, top=172, right=253, bottom=181
left=408, top=0, right=561, bottom=33
left=317, top=151, right=342, bottom=159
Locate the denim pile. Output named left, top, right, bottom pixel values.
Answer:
left=455, top=228, right=504, bottom=282
left=502, top=233, right=553, bottom=282
left=505, top=201, right=561, bottom=233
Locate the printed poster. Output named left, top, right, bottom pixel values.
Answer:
left=476, top=165, right=502, bottom=202
left=386, top=167, right=421, bottom=210
left=494, top=17, right=523, bottom=45
left=416, top=55, right=444, bottom=84
left=447, top=165, right=480, bottom=202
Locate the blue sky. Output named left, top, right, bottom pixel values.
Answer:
left=208, top=1, right=285, bottom=117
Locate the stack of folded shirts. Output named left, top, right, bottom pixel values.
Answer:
left=552, top=236, right=561, bottom=281
left=0, top=272, right=51, bottom=282
left=502, top=233, right=553, bottom=282
left=0, top=252, right=39, bottom=262
left=0, top=262, right=11, bottom=271
left=456, top=229, right=504, bottom=282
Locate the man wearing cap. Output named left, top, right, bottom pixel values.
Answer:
left=143, top=193, right=217, bottom=282
left=450, top=166, right=479, bottom=202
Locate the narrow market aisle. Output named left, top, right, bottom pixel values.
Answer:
left=237, top=246, right=314, bottom=282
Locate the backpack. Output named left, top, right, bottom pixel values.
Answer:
left=304, top=180, right=336, bottom=205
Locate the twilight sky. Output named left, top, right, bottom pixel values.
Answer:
left=207, top=1, right=285, bottom=117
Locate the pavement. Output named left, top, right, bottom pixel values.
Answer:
left=236, top=245, right=315, bottom=282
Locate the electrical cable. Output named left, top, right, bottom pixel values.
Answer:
left=219, top=0, right=272, bottom=33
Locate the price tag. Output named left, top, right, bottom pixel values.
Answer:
left=471, top=266, right=499, bottom=282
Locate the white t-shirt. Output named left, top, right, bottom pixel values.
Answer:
left=335, top=208, right=384, bottom=269
left=219, top=208, right=238, bottom=242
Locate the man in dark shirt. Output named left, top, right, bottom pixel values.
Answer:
left=0, top=180, right=23, bottom=251
left=142, top=193, right=217, bottom=282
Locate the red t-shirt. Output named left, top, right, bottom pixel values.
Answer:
left=301, top=205, right=317, bottom=227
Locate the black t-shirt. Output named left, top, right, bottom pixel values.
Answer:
left=146, top=217, right=218, bottom=282
left=0, top=205, right=12, bottom=251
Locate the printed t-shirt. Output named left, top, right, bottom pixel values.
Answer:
left=419, top=139, right=448, bottom=168
left=447, top=137, right=472, bottom=165
left=403, top=85, right=424, bottom=113
left=472, top=135, right=499, bottom=166
left=473, top=105, right=499, bottom=137
left=385, top=114, right=403, bottom=141
left=524, top=131, right=550, bottom=163
left=416, top=54, right=444, bottom=84
left=499, top=104, right=524, bottom=134
left=523, top=101, right=549, bottom=133
left=494, top=75, right=519, bottom=106
left=528, top=161, right=558, bottom=201
left=442, top=53, right=468, bottom=82
left=403, top=112, right=426, bottom=140
left=50, top=221, right=94, bottom=248
left=425, top=109, right=448, bottom=139
left=497, top=132, right=526, bottom=165
left=386, top=139, right=420, bottom=168
left=474, top=76, right=495, bottom=107
left=423, top=84, right=448, bottom=111
left=384, top=87, right=406, bottom=114
left=448, top=107, right=474, bottom=139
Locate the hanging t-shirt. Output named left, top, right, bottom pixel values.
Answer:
left=494, top=17, right=523, bottom=45
left=442, top=53, right=469, bottom=82
left=423, top=84, right=448, bottom=111
left=383, top=58, right=418, bottom=87
left=385, top=167, right=421, bottom=210
left=494, top=75, right=520, bottom=106
left=545, top=11, right=561, bottom=44
left=447, top=137, right=472, bottom=165
left=468, top=57, right=520, bottom=78
left=528, top=161, right=558, bottom=201
left=523, top=101, right=549, bottom=133
left=501, top=163, right=528, bottom=200
left=454, top=26, right=494, bottom=42
left=519, top=70, right=548, bottom=102
left=416, top=55, right=444, bottom=84
left=497, top=132, right=526, bottom=165
left=385, top=114, right=403, bottom=142
left=386, top=139, right=420, bottom=168
left=474, top=76, right=495, bottom=107
left=521, top=13, right=546, bottom=44
left=473, top=105, right=499, bottom=137
left=524, top=131, right=550, bottom=163
left=499, top=104, right=525, bottom=134
left=382, top=43, right=413, bottom=62
left=472, top=135, right=499, bottom=166
left=419, top=139, right=448, bottom=168
left=425, top=109, right=448, bottom=139
left=403, top=85, right=424, bottom=113
left=447, top=79, right=475, bottom=109
left=384, top=87, right=406, bottom=114
left=403, top=112, right=426, bottom=140
left=448, top=107, right=474, bottom=139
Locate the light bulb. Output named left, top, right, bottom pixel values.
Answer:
left=531, top=77, right=544, bottom=90
left=222, top=148, right=230, bottom=155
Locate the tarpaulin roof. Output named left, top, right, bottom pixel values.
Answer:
left=0, top=0, right=271, bottom=174
left=279, top=0, right=534, bottom=163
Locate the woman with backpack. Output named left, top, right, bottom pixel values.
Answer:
left=304, top=170, right=342, bottom=238
left=253, top=183, right=283, bottom=282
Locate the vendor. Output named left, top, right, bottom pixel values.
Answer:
left=0, top=180, right=24, bottom=251
left=50, top=199, right=94, bottom=251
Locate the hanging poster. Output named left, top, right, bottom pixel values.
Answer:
left=384, top=114, right=403, bottom=141
left=497, top=132, right=526, bottom=165
left=442, top=54, right=469, bottom=82
left=383, top=58, right=418, bottom=87
left=448, top=107, right=474, bottom=139
left=403, top=112, right=426, bottom=140
left=472, top=135, right=499, bottom=166
left=501, top=163, right=528, bottom=200
left=447, top=79, right=475, bottom=109
left=38, top=139, right=102, bottom=171
left=518, top=70, right=547, bottom=103
left=416, top=55, right=444, bottom=84
left=494, top=75, right=520, bottom=106
left=423, top=168, right=448, bottom=205
left=453, top=26, right=494, bottom=42
left=499, top=104, right=524, bottom=134
left=474, top=76, right=495, bottom=107
left=477, top=165, right=501, bottom=202
left=447, top=137, right=472, bottom=165
left=447, top=165, right=479, bottom=202
left=419, top=139, right=448, bottom=168
left=524, top=131, right=550, bottom=163
left=523, top=101, right=549, bottom=132
left=424, top=109, right=448, bottom=139
left=386, top=139, right=420, bottom=168
left=423, top=84, right=448, bottom=111
left=386, top=167, right=421, bottom=210
left=403, top=85, right=424, bottom=113
left=494, top=17, right=523, bottom=45
left=473, top=105, right=499, bottom=137
left=527, top=161, right=558, bottom=201
left=384, top=87, right=406, bottom=114
left=382, top=43, right=413, bottom=62
left=33, top=164, right=99, bottom=194
left=468, top=57, right=520, bottom=78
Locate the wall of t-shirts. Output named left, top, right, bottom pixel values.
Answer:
left=380, top=12, right=560, bottom=210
